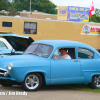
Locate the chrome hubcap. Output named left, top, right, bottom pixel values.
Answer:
left=25, top=74, right=39, bottom=89
left=94, top=76, right=100, bottom=87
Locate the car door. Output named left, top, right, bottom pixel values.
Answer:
left=77, top=48, right=100, bottom=83
left=50, top=47, right=83, bottom=85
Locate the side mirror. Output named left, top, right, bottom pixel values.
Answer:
left=11, top=49, right=15, bottom=55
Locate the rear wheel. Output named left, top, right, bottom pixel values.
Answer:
left=91, top=75, right=100, bottom=89
left=22, top=73, right=42, bottom=91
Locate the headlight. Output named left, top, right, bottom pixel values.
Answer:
left=8, top=63, right=13, bottom=71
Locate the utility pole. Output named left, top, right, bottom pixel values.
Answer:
left=30, top=0, right=31, bottom=18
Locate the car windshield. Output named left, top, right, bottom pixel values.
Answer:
left=23, top=43, right=53, bottom=58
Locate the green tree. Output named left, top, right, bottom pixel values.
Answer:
left=0, top=0, right=20, bottom=16
left=0, top=0, right=7, bottom=11
left=7, top=7, right=20, bottom=16
left=89, top=8, right=100, bottom=23
left=12, top=0, right=57, bottom=14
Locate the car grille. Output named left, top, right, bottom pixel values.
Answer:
left=0, top=68, right=10, bottom=77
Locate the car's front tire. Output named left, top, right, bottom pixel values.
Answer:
left=22, top=73, right=42, bottom=91
left=91, top=75, right=100, bottom=89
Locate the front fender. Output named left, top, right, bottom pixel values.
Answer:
left=8, top=60, right=51, bottom=83
left=23, top=70, right=50, bottom=85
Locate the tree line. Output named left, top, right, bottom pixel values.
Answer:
left=90, top=9, right=100, bottom=23
left=0, top=0, right=57, bottom=15
left=0, top=0, right=100, bottom=23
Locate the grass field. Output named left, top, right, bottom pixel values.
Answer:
left=43, top=84, right=100, bottom=93
left=60, top=84, right=100, bottom=93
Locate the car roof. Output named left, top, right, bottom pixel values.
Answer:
left=32, top=40, right=100, bottom=56
left=33, top=40, right=92, bottom=48
left=0, top=34, right=29, bottom=38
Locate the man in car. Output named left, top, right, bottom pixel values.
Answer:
left=59, top=48, right=71, bottom=59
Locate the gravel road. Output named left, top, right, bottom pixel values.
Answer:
left=0, top=85, right=100, bottom=100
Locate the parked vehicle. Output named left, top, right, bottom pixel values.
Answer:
left=0, top=33, right=34, bottom=55
left=0, top=40, right=100, bottom=91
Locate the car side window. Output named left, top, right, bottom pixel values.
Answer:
left=52, top=48, right=76, bottom=59
left=0, top=41, right=7, bottom=49
left=78, top=48, right=94, bottom=59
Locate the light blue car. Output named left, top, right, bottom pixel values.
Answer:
left=0, top=40, right=100, bottom=91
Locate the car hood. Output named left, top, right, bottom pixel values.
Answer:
left=1, top=54, right=45, bottom=61
left=0, top=55, right=47, bottom=69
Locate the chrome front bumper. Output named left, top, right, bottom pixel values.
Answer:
left=0, top=68, right=10, bottom=77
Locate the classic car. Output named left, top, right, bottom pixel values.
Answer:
left=0, top=33, right=34, bottom=55
left=0, top=40, right=100, bottom=91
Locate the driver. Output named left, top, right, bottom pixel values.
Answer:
left=59, top=48, right=71, bottom=59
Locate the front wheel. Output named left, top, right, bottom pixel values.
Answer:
left=91, top=75, right=100, bottom=89
left=22, top=73, right=42, bottom=91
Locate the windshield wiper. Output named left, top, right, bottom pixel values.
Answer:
left=27, top=52, right=33, bottom=54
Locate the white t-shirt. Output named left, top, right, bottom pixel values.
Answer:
left=59, top=54, right=71, bottom=59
